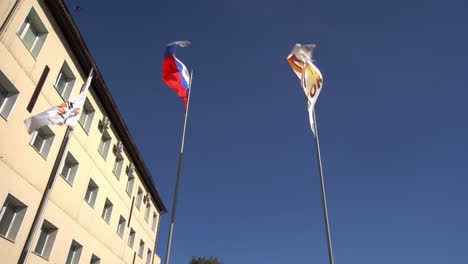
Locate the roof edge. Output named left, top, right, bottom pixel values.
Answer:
left=44, top=0, right=167, bottom=213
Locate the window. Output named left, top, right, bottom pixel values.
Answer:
left=112, top=156, right=123, bottom=178
left=65, top=240, right=83, bottom=264
left=151, top=212, right=157, bottom=231
left=17, top=7, right=48, bottom=58
left=60, top=152, right=79, bottom=185
left=144, top=204, right=150, bottom=222
left=126, top=173, right=134, bottom=196
left=78, top=100, right=95, bottom=134
left=101, top=198, right=113, bottom=223
left=0, top=194, right=27, bottom=241
left=127, top=228, right=135, bottom=248
left=84, top=179, right=98, bottom=207
left=0, top=71, right=19, bottom=120
left=54, top=61, right=76, bottom=100
left=116, top=215, right=126, bottom=237
left=138, top=240, right=145, bottom=257
left=33, top=219, right=57, bottom=259
left=135, top=188, right=143, bottom=210
left=146, top=249, right=152, bottom=264
left=30, top=126, right=55, bottom=158
left=98, top=131, right=111, bottom=159
left=90, top=254, right=100, bottom=264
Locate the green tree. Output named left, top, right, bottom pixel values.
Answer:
left=189, top=256, right=222, bottom=264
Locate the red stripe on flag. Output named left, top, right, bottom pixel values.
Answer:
left=162, top=55, right=188, bottom=107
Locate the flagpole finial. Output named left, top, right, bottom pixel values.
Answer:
left=167, top=40, right=191, bottom=48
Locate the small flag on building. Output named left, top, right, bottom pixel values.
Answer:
left=24, top=73, right=93, bottom=134
left=162, top=40, right=191, bottom=108
left=286, top=43, right=323, bottom=134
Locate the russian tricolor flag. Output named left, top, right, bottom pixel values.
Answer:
left=162, top=41, right=191, bottom=108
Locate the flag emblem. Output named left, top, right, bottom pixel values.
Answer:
left=287, top=43, right=323, bottom=134
left=24, top=73, right=93, bottom=134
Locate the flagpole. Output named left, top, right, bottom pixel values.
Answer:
left=164, top=69, right=194, bottom=264
left=17, top=68, right=94, bottom=264
left=312, top=110, right=334, bottom=264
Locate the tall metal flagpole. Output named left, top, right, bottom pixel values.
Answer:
left=312, top=110, right=334, bottom=264
left=164, top=69, right=194, bottom=264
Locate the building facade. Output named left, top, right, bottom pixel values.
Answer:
left=0, top=0, right=167, bottom=263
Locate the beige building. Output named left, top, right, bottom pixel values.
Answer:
left=0, top=0, right=167, bottom=263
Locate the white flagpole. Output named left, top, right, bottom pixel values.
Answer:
left=164, top=69, right=194, bottom=264
left=312, top=110, right=334, bottom=264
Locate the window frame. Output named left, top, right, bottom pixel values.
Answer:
left=84, top=178, right=99, bottom=208
left=125, top=172, right=135, bottom=197
left=138, top=239, right=145, bottom=258
left=0, top=194, right=28, bottom=242
left=53, top=61, right=76, bottom=101
left=112, top=155, right=123, bottom=179
left=0, top=71, right=20, bottom=120
left=78, top=98, right=95, bottom=133
left=127, top=228, right=135, bottom=248
left=101, top=198, right=113, bottom=224
left=135, top=188, right=143, bottom=210
left=151, top=212, right=157, bottom=231
left=33, top=219, right=58, bottom=260
left=60, top=151, right=79, bottom=185
left=144, top=203, right=151, bottom=223
left=30, top=126, right=55, bottom=159
left=90, top=254, right=101, bottom=264
left=116, top=215, right=126, bottom=238
left=146, top=249, right=152, bottom=264
left=98, top=130, right=112, bottom=160
left=65, top=239, right=83, bottom=264
left=16, top=7, right=48, bottom=58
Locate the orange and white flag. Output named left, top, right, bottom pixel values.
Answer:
left=24, top=73, right=93, bottom=134
left=287, top=43, right=323, bottom=134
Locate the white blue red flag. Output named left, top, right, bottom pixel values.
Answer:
left=162, top=41, right=191, bottom=108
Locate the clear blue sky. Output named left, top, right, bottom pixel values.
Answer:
left=66, top=0, right=468, bottom=263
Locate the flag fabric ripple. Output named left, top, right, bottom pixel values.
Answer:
left=286, top=43, right=323, bottom=134
left=24, top=73, right=93, bottom=134
left=162, top=41, right=191, bottom=108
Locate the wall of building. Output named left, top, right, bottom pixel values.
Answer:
left=0, top=0, right=17, bottom=28
left=0, top=0, right=162, bottom=263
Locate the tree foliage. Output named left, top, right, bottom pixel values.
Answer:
left=189, top=256, right=222, bottom=264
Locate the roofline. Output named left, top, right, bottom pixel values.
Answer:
left=43, top=0, right=167, bottom=213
